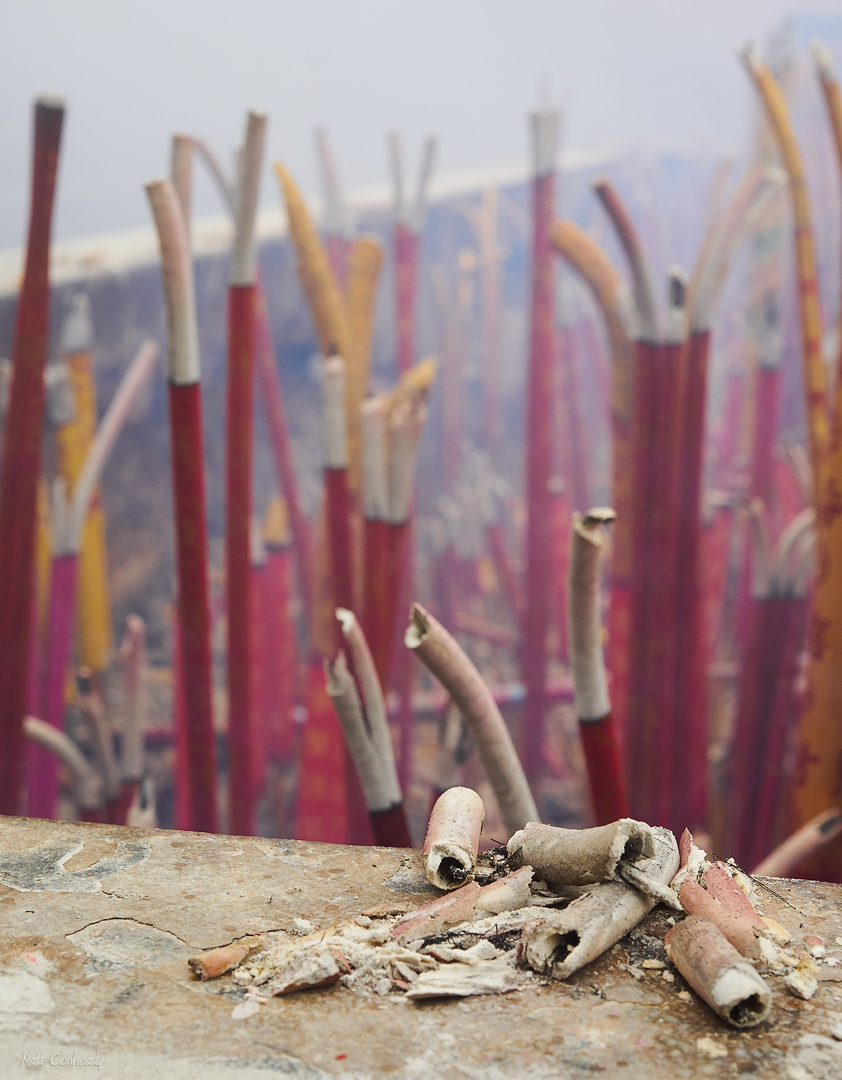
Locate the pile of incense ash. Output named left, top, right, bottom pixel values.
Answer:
left=186, top=788, right=838, bottom=1029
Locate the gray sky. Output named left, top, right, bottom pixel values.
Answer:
left=1, top=1, right=841, bottom=249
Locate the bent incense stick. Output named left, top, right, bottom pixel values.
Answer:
left=665, top=916, right=771, bottom=1028
left=55, top=294, right=113, bottom=677
left=405, top=603, right=538, bottom=835
left=519, top=826, right=678, bottom=979
left=522, top=110, right=559, bottom=782
left=753, top=807, right=842, bottom=876
left=146, top=175, right=219, bottom=834
left=422, top=786, right=485, bottom=890
left=0, top=97, right=64, bottom=814
left=329, top=609, right=411, bottom=846
left=24, top=715, right=102, bottom=813
left=226, top=112, right=266, bottom=837
left=568, top=508, right=629, bottom=823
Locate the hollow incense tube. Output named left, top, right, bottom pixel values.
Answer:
left=315, top=127, right=352, bottom=287
left=549, top=221, right=634, bottom=737
left=665, top=916, right=771, bottom=1029
left=814, top=42, right=842, bottom=384
left=0, top=98, right=64, bottom=814
left=193, top=140, right=312, bottom=622
left=568, top=508, right=629, bottom=824
left=423, top=786, right=485, bottom=890
left=226, top=111, right=266, bottom=837
left=36, top=342, right=158, bottom=820
left=521, top=110, right=559, bottom=782
left=332, top=609, right=411, bottom=846
left=405, top=602, right=538, bottom=836
left=146, top=176, right=219, bottom=834
left=263, top=497, right=295, bottom=762
left=54, top=294, right=113, bottom=676
left=742, top=49, right=842, bottom=879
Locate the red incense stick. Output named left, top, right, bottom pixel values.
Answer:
left=521, top=110, right=559, bottom=782
left=568, top=508, right=629, bottom=824
left=0, top=98, right=64, bottom=814
left=263, top=498, right=296, bottom=763
left=225, top=112, right=267, bottom=837
left=146, top=174, right=219, bottom=834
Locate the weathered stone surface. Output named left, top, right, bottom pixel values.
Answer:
left=1, top=816, right=842, bottom=1078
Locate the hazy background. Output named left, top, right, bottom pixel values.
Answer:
left=1, top=1, right=841, bottom=249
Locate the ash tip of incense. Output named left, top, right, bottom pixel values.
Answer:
left=336, top=608, right=356, bottom=635
left=404, top=604, right=429, bottom=649
left=247, top=108, right=268, bottom=123
left=740, top=44, right=762, bottom=71
left=591, top=175, right=610, bottom=193
left=36, top=94, right=66, bottom=111
left=811, top=39, right=835, bottom=76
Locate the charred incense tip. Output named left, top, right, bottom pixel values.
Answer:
left=404, top=603, right=430, bottom=649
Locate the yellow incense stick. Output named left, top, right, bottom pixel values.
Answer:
left=344, top=235, right=383, bottom=493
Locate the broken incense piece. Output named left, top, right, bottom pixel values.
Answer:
left=405, top=603, right=538, bottom=835
left=188, top=936, right=264, bottom=981
left=422, top=786, right=485, bottom=890
left=475, top=865, right=534, bottom=916
left=665, top=915, right=772, bottom=1028
left=391, top=881, right=481, bottom=941
left=507, top=818, right=655, bottom=886
left=518, top=826, right=678, bottom=980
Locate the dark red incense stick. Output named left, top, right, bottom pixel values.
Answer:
left=0, top=98, right=64, bottom=814
left=146, top=174, right=219, bottom=834
left=522, top=110, right=559, bottom=781
left=225, top=112, right=266, bottom=836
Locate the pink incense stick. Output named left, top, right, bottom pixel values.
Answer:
left=250, top=520, right=267, bottom=803
left=146, top=170, right=219, bottom=834
left=225, top=112, right=266, bottom=837
left=522, top=110, right=559, bottom=782
left=0, top=98, right=64, bottom=815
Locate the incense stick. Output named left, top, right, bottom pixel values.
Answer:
left=146, top=173, right=219, bottom=834
left=0, top=98, right=64, bottom=814
left=405, top=602, right=538, bottom=836
left=226, top=111, right=266, bottom=837
left=522, top=110, right=559, bottom=782
left=568, top=508, right=629, bottom=824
